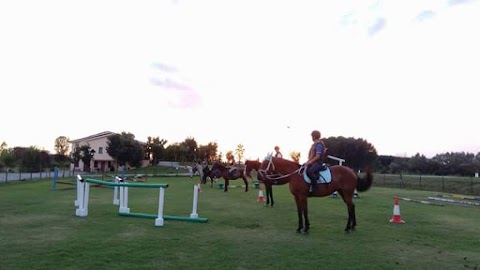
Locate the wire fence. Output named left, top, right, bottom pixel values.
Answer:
left=3, top=168, right=479, bottom=196
left=373, top=173, right=480, bottom=196
left=0, top=168, right=80, bottom=183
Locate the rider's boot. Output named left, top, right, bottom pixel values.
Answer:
left=310, top=177, right=318, bottom=194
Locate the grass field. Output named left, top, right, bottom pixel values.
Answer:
left=1, top=176, right=479, bottom=270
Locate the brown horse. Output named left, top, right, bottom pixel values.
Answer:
left=210, top=162, right=249, bottom=192
left=245, top=159, right=288, bottom=207
left=258, top=155, right=373, bottom=234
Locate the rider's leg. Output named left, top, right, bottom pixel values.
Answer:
left=307, top=162, right=322, bottom=192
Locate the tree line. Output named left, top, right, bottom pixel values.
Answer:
left=1, top=133, right=479, bottom=176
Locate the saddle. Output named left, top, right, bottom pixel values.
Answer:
left=302, top=165, right=331, bottom=184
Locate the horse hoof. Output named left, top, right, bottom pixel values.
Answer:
left=344, top=230, right=350, bottom=235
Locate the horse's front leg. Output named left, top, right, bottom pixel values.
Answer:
left=265, top=184, right=270, bottom=206
left=224, top=178, right=229, bottom=192
left=294, top=196, right=304, bottom=233
left=267, top=184, right=274, bottom=207
left=303, top=199, right=311, bottom=233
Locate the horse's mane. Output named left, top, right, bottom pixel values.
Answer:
left=272, top=157, right=301, bottom=169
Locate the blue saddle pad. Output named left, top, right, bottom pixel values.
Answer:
left=303, top=167, right=332, bottom=184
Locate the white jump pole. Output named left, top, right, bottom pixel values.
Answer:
left=155, top=187, right=165, bottom=226
left=119, top=185, right=130, bottom=213
left=190, top=184, right=199, bottom=218
left=75, top=174, right=82, bottom=207
left=75, top=175, right=89, bottom=217
left=113, top=176, right=121, bottom=205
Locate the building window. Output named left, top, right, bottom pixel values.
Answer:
left=99, top=147, right=104, bottom=154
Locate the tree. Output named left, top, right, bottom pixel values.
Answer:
left=235, top=144, right=245, bottom=162
left=20, top=146, right=47, bottom=172
left=324, top=136, right=378, bottom=170
left=0, top=150, right=16, bottom=169
left=79, top=145, right=95, bottom=172
left=71, top=147, right=82, bottom=172
left=106, top=132, right=145, bottom=169
left=197, top=142, right=218, bottom=162
left=407, top=153, right=430, bottom=174
left=180, top=137, right=198, bottom=162
left=0, top=142, right=7, bottom=153
left=290, top=151, right=301, bottom=163
left=145, top=136, right=168, bottom=165
left=54, top=136, right=70, bottom=156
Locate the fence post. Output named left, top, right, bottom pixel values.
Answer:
left=5, top=171, right=7, bottom=183
left=53, top=167, right=59, bottom=191
left=471, top=177, right=474, bottom=194
left=442, top=176, right=445, bottom=191
left=419, top=175, right=422, bottom=187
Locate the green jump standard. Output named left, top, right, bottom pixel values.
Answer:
left=119, top=212, right=208, bottom=223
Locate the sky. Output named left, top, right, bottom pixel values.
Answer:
left=1, top=0, right=479, bottom=163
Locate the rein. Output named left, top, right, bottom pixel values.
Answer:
left=259, top=155, right=305, bottom=182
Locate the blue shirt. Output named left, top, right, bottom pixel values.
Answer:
left=315, top=143, right=324, bottom=155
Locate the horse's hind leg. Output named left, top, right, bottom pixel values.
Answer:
left=338, top=190, right=355, bottom=233
left=224, top=179, right=229, bottom=192
left=242, top=177, right=248, bottom=192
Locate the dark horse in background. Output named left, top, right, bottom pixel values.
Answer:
left=210, top=162, right=249, bottom=192
left=259, top=155, right=373, bottom=234
left=245, top=159, right=287, bottom=207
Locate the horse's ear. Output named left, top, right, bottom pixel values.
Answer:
left=256, top=158, right=259, bottom=162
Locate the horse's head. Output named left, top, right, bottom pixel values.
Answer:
left=244, top=159, right=261, bottom=179
left=258, top=156, right=302, bottom=184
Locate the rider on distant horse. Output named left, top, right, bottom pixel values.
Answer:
left=274, top=146, right=283, bottom=158
left=304, top=130, right=327, bottom=193
left=226, top=152, right=237, bottom=175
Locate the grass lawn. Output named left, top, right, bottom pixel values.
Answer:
left=1, top=176, right=479, bottom=270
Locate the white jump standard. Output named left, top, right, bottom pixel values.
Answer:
left=75, top=175, right=208, bottom=226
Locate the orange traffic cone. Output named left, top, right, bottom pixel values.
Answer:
left=197, top=183, right=202, bottom=193
left=390, top=196, right=405, bottom=224
left=257, top=185, right=265, bottom=202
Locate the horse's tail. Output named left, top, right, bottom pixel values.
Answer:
left=356, top=166, right=373, bottom=192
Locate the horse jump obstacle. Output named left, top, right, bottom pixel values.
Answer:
left=75, top=175, right=208, bottom=226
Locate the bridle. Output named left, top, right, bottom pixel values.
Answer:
left=258, top=154, right=305, bottom=183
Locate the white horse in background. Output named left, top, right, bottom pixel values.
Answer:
left=191, top=163, right=204, bottom=180
left=192, top=162, right=216, bottom=186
